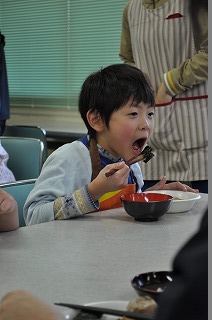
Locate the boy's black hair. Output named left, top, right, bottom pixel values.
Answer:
left=78, top=63, right=155, bottom=138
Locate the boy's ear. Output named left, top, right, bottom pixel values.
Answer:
left=86, top=110, right=105, bottom=132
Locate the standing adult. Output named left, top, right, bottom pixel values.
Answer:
left=119, top=0, right=208, bottom=193
left=0, top=32, right=10, bottom=135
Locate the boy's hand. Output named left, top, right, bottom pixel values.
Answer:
left=88, top=162, right=130, bottom=201
left=146, top=176, right=199, bottom=193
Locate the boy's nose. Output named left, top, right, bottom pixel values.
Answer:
left=139, top=118, right=151, bottom=130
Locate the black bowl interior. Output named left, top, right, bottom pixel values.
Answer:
left=131, top=271, right=174, bottom=301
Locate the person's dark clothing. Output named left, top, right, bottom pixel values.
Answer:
left=155, top=209, right=208, bottom=320
left=0, top=33, right=10, bottom=135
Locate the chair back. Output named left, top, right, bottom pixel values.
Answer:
left=1, top=136, right=44, bottom=180
left=3, top=125, right=48, bottom=163
left=0, top=179, right=36, bottom=227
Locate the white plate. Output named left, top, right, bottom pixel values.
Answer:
left=58, top=301, right=128, bottom=320
left=145, top=190, right=201, bottom=213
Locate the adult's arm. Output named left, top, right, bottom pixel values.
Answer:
left=119, top=3, right=135, bottom=66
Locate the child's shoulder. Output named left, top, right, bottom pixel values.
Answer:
left=43, top=139, right=90, bottom=169
left=49, top=139, right=89, bottom=158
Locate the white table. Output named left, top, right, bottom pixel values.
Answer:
left=0, top=193, right=208, bottom=307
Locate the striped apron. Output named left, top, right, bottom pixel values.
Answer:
left=127, top=0, right=208, bottom=181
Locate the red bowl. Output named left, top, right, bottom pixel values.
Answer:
left=120, top=193, right=173, bottom=222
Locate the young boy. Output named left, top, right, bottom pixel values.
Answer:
left=23, top=64, right=198, bottom=225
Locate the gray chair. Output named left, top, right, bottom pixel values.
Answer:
left=1, top=136, right=44, bottom=180
left=0, top=179, right=36, bottom=227
left=3, top=124, right=48, bottom=163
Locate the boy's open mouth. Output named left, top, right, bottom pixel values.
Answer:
left=132, top=138, right=147, bottom=155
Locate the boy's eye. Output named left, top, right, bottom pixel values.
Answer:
left=129, top=112, right=138, bottom=116
left=148, top=112, right=154, bottom=117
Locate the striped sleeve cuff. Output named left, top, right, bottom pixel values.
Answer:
left=164, top=72, right=183, bottom=96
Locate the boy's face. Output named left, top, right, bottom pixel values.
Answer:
left=97, top=100, right=154, bottom=161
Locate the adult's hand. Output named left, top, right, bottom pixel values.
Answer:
left=0, top=290, right=64, bottom=320
left=0, top=189, right=19, bottom=232
left=155, top=82, right=172, bottom=105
